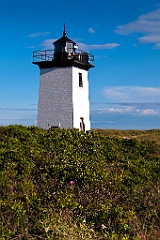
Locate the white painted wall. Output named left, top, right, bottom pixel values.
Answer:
left=37, top=65, right=90, bottom=130
left=72, top=67, right=90, bottom=131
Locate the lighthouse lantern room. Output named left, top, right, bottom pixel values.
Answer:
left=32, top=25, right=94, bottom=131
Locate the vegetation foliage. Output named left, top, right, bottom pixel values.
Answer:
left=0, top=125, right=160, bottom=239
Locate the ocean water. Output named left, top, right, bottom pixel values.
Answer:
left=91, top=113, right=160, bottom=130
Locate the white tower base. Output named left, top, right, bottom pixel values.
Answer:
left=38, top=66, right=90, bottom=131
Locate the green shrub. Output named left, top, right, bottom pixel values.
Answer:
left=0, top=126, right=159, bottom=239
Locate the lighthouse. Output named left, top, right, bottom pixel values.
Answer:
left=32, top=25, right=94, bottom=131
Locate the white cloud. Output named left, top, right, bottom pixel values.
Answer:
left=88, top=27, right=96, bottom=33
left=99, top=86, right=160, bottom=117
left=99, top=107, right=129, bottom=114
left=98, top=106, right=159, bottom=116
left=40, top=39, right=55, bottom=48
left=155, top=42, right=160, bottom=48
left=40, top=39, right=120, bottom=51
left=103, top=86, right=160, bottom=102
left=115, top=9, right=160, bottom=35
left=78, top=42, right=120, bottom=51
left=115, top=8, right=160, bottom=48
left=139, top=109, right=158, bottom=115
left=28, top=32, right=51, bottom=38
left=138, top=35, right=160, bottom=43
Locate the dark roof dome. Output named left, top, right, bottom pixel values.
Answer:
left=53, top=24, right=76, bottom=45
left=32, top=24, right=94, bottom=70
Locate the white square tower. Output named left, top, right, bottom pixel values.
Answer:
left=33, top=26, right=94, bottom=131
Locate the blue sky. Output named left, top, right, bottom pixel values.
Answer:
left=1, top=0, right=160, bottom=129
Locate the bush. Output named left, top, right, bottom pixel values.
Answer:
left=0, top=126, right=160, bottom=239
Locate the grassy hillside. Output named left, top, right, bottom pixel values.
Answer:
left=0, top=125, right=160, bottom=239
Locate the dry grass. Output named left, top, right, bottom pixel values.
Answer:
left=93, top=129, right=160, bottom=144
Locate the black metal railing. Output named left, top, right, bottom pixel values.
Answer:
left=33, top=50, right=54, bottom=62
left=33, top=48, right=94, bottom=66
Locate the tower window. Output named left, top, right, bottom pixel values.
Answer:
left=79, top=73, right=83, bottom=87
left=67, top=42, right=73, bottom=53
